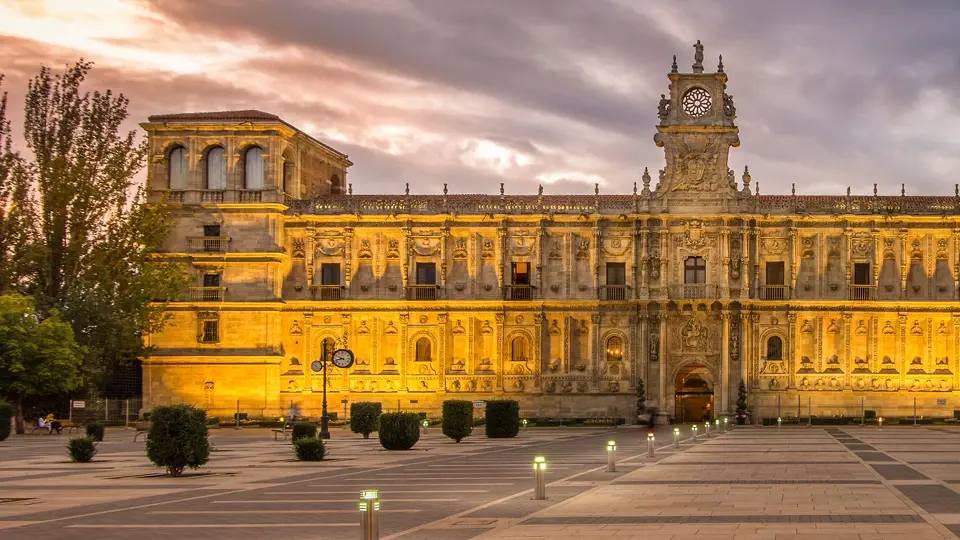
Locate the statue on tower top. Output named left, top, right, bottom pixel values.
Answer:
left=693, top=40, right=704, bottom=73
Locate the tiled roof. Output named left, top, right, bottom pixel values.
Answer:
left=147, top=110, right=281, bottom=122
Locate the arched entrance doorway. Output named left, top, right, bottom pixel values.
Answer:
left=675, top=364, right=714, bottom=423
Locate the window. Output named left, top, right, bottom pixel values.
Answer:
left=606, top=263, right=626, bottom=286
left=203, top=225, right=221, bottom=237
left=320, top=263, right=341, bottom=286
left=415, top=337, right=431, bottom=361
left=168, top=147, right=188, bottom=190
left=511, top=337, right=527, bottom=362
left=606, top=336, right=623, bottom=362
left=330, top=173, right=343, bottom=195
left=201, top=320, right=219, bottom=343
left=512, top=262, right=530, bottom=285
left=203, top=273, right=221, bottom=288
left=206, top=147, right=226, bottom=190
left=416, top=263, right=436, bottom=285
left=765, top=262, right=785, bottom=285
left=853, top=263, right=871, bottom=285
left=766, top=336, right=783, bottom=360
left=684, top=256, right=706, bottom=284
left=244, top=147, right=264, bottom=190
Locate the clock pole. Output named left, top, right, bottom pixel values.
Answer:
left=320, top=358, right=330, bottom=439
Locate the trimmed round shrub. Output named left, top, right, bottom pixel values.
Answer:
left=291, top=422, right=317, bottom=441
left=293, top=437, right=326, bottom=461
left=145, top=405, right=210, bottom=477
left=350, top=402, right=382, bottom=439
left=485, top=400, right=520, bottom=438
left=378, top=412, right=421, bottom=450
left=0, top=401, right=12, bottom=442
left=85, top=422, right=105, bottom=442
left=442, top=400, right=474, bottom=443
left=67, top=436, right=97, bottom=463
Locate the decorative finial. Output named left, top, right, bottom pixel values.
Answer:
left=538, top=184, right=543, bottom=196
left=692, top=40, right=704, bottom=74
left=595, top=182, right=600, bottom=196
left=791, top=183, right=795, bottom=196
left=874, top=183, right=878, bottom=196
left=671, top=55, right=678, bottom=73
left=956, top=184, right=958, bottom=197
left=717, top=54, right=724, bottom=73
left=741, top=165, right=752, bottom=195
left=500, top=182, right=504, bottom=196
left=348, top=183, right=353, bottom=195
left=443, top=183, right=448, bottom=196
left=756, top=182, right=760, bottom=196
left=846, top=186, right=851, bottom=197
left=641, top=167, right=651, bottom=195
left=405, top=182, right=409, bottom=196
left=901, top=183, right=905, bottom=196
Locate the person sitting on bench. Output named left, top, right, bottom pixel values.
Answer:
left=36, top=417, right=52, bottom=434
left=45, top=414, right=63, bottom=434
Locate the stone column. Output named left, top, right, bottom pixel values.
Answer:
left=899, top=231, right=908, bottom=298
left=657, top=311, right=668, bottom=419
left=399, top=313, right=409, bottom=388
left=720, top=310, right=730, bottom=415
left=438, top=313, right=448, bottom=388
left=721, top=228, right=730, bottom=299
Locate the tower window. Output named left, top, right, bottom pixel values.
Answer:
left=205, top=146, right=226, bottom=190
left=244, top=147, right=264, bottom=190
left=606, top=336, right=623, bottom=362
left=684, top=256, right=706, bottom=284
left=766, top=336, right=783, bottom=360
left=168, top=146, right=188, bottom=190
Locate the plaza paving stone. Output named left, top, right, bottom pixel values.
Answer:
left=1, top=424, right=959, bottom=539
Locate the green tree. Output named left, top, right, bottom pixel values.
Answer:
left=0, top=61, right=188, bottom=393
left=736, top=379, right=748, bottom=417
left=0, top=76, right=35, bottom=294
left=0, top=295, right=83, bottom=433
left=636, top=378, right=646, bottom=418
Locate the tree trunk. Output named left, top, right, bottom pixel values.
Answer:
left=15, top=395, right=25, bottom=435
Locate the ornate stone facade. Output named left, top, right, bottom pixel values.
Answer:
left=142, top=45, right=960, bottom=421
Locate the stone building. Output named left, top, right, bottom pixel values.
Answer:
left=142, top=44, right=960, bottom=422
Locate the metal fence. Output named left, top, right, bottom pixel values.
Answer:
left=67, top=397, right=144, bottom=427
left=751, top=395, right=960, bottom=425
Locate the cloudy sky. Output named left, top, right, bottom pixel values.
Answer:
left=1, top=0, right=958, bottom=196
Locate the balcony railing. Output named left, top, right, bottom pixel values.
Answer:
left=238, top=190, right=262, bottom=203
left=600, top=285, right=628, bottom=301
left=190, top=287, right=226, bottom=302
left=407, top=284, right=438, bottom=300
left=670, top=283, right=720, bottom=300
left=200, top=190, right=225, bottom=203
left=505, top=285, right=533, bottom=300
left=186, top=236, right=230, bottom=253
left=761, top=285, right=790, bottom=301
left=848, top=284, right=876, bottom=301
left=310, top=285, right=343, bottom=301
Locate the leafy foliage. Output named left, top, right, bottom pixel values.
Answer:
left=67, top=436, right=97, bottom=463
left=0, top=295, right=83, bottom=433
left=485, top=400, right=520, bottom=438
left=442, top=400, right=474, bottom=443
left=736, top=379, right=748, bottom=415
left=85, top=422, right=104, bottom=442
left=293, top=437, right=326, bottom=461
left=0, top=401, right=11, bottom=442
left=350, top=402, right=381, bottom=439
left=636, top=378, right=646, bottom=417
left=145, top=405, right=210, bottom=477
left=0, top=61, right=188, bottom=397
left=291, top=422, right=317, bottom=441
left=378, top=412, right=421, bottom=450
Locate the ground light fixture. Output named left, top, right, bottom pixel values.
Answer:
left=646, top=432, right=655, bottom=457
left=606, top=440, right=616, bottom=472
left=673, top=427, right=680, bottom=448
left=691, top=424, right=698, bottom=443
left=421, top=419, right=429, bottom=434
left=359, top=489, right=380, bottom=539
left=878, top=417, right=884, bottom=428
left=533, top=456, right=547, bottom=499
left=777, top=417, right=782, bottom=428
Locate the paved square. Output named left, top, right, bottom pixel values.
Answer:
left=1, top=425, right=959, bottom=539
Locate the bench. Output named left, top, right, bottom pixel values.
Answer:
left=132, top=422, right=150, bottom=442
left=60, top=421, right=82, bottom=434
left=273, top=423, right=291, bottom=441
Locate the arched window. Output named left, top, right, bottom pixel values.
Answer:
left=606, top=336, right=623, bottom=362
left=206, top=146, right=226, bottom=190
left=766, top=336, right=783, bottom=360
left=321, top=338, right=336, bottom=363
left=330, top=173, right=343, bottom=194
left=168, top=146, right=188, bottom=190
left=244, top=147, right=264, bottom=190
left=684, top=256, right=706, bottom=284
left=415, top=337, right=431, bottom=362
left=510, top=337, right=527, bottom=362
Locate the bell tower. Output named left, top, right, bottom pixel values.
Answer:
left=653, top=41, right=740, bottom=207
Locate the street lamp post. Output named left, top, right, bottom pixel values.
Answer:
left=313, top=347, right=355, bottom=441
left=320, top=360, right=331, bottom=439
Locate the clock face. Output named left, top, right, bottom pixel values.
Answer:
left=332, top=349, right=355, bottom=369
left=681, top=87, right=712, bottom=118
left=310, top=360, right=323, bottom=373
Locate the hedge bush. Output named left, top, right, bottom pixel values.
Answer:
left=67, top=436, right=97, bottom=463
left=0, top=401, right=12, bottom=442
left=442, top=400, right=473, bottom=443
left=145, top=405, right=210, bottom=477
left=485, top=400, right=520, bottom=438
left=378, top=412, right=421, bottom=450
left=291, top=422, right=317, bottom=441
left=85, top=423, right=105, bottom=442
left=293, top=437, right=326, bottom=461
left=350, top=402, right=382, bottom=439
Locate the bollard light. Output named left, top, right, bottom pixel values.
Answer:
left=359, top=489, right=380, bottom=540
left=715, top=419, right=721, bottom=435
left=522, top=419, right=528, bottom=430
left=691, top=424, right=698, bottom=443
left=777, top=417, right=782, bottom=428
left=606, top=440, right=617, bottom=472
left=704, top=421, right=711, bottom=437
left=646, top=433, right=655, bottom=458
left=421, top=419, right=429, bottom=434
left=673, top=427, right=680, bottom=448
left=878, top=417, right=883, bottom=429
left=723, top=418, right=728, bottom=433
left=533, top=456, right=547, bottom=500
